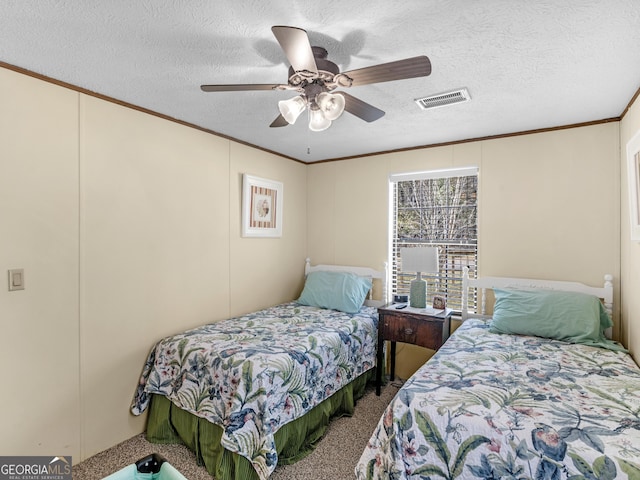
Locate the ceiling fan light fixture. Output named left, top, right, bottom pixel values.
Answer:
left=316, top=92, right=345, bottom=121
left=278, top=95, right=307, bottom=124
left=308, top=108, right=331, bottom=132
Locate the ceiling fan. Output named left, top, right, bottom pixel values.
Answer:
left=201, top=26, right=432, bottom=131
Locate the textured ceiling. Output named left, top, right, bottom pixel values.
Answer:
left=2, top=1, right=640, bottom=162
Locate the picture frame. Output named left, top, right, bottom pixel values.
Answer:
left=242, top=174, right=283, bottom=237
left=627, top=130, right=640, bottom=242
left=432, top=294, right=446, bottom=310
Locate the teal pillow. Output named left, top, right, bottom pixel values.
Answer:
left=489, top=289, right=625, bottom=351
left=297, top=271, right=372, bottom=314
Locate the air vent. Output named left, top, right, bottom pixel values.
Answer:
left=415, top=88, right=471, bottom=110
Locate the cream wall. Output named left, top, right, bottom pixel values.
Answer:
left=1, top=67, right=80, bottom=458
left=621, top=95, right=640, bottom=359
left=307, top=124, right=621, bottom=378
left=0, top=67, right=307, bottom=461
left=228, top=142, right=309, bottom=316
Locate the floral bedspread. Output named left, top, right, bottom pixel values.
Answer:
left=356, top=319, right=640, bottom=480
left=131, top=302, right=378, bottom=480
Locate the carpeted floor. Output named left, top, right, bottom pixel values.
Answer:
left=72, top=382, right=399, bottom=480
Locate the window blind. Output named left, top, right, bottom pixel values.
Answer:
left=390, top=167, right=478, bottom=312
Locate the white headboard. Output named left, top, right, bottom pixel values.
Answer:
left=304, top=258, right=388, bottom=307
left=461, top=267, right=614, bottom=336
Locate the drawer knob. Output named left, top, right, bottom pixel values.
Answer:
left=404, top=328, right=413, bottom=335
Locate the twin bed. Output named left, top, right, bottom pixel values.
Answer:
left=131, top=259, right=386, bottom=480
left=356, top=269, right=640, bottom=479
left=132, top=260, right=640, bottom=480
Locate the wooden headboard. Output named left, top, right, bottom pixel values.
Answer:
left=304, top=258, right=388, bottom=307
left=461, top=267, right=614, bottom=337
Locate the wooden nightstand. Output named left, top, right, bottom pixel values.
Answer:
left=376, top=304, right=452, bottom=395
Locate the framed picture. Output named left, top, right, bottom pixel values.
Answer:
left=627, top=130, right=640, bottom=242
left=432, top=294, right=446, bottom=310
left=242, top=174, right=283, bottom=237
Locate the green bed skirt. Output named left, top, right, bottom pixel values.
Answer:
left=145, top=369, right=374, bottom=480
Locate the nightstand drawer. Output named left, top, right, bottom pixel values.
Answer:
left=383, top=314, right=420, bottom=343
left=382, top=313, right=446, bottom=350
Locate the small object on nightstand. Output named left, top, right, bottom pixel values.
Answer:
left=395, top=304, right=407, bottom=309
left=400, top=247, right=439, bottom=308
left=432, top=295, right=446, bottom=310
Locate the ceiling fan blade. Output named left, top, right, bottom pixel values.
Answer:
left=200, top=84, right=279, bottom=92
left=341, top=55, right=431, bottom=87
left=271, top=26, right=318, bottom=74
left=269, top=114, right=290, bottom=128
left=339, top=92, right=385, bottom=122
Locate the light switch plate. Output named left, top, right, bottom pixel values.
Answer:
left=8, top=269, right=25, bottom=291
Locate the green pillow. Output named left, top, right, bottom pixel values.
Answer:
left=297, top=271, right=372, bottom=314
left=489, top=288, right=625, bottom=351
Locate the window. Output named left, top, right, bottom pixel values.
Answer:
left=389, top=167, right=478, bottom=312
